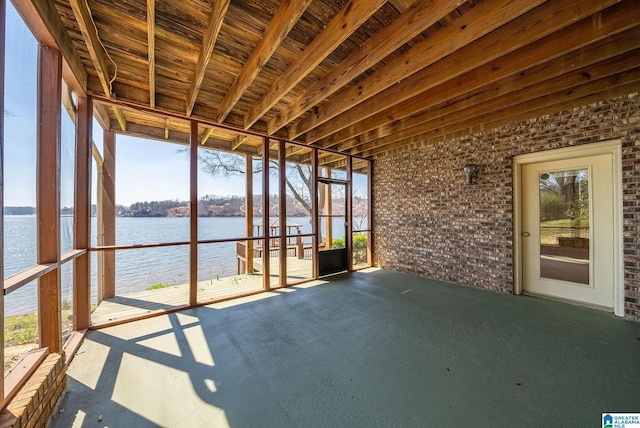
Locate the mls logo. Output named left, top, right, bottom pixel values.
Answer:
left=603, top=414, right=613, bottom=428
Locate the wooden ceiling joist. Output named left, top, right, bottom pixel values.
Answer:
left=68, top=0, right=128, bottom=131
left=268, top=0, right=465, bottom=135
left=19, top=0, right=637, bottom=157
left=216, top=0, right=312, bottom=124
left=292, top=0, right=545, bottom=142
left=200, top=127, right=213, bottom=145
left=147, top=0, right=155, bottom=109
left=69, top=0, right=113, bottom=97
left=185, top=0, right=231, bottom=117
left=242, top=0, right=387, bottom=130
left=366, top=69, right=640, bottom=157
left=329, top=1, right=640, bottom=151
left=354, top=51, right=640, bottom=156
left=113, top=106, right=127, bottom=132
left=302, top=0, right=622, bottom=145
left=231, top=135, right=248, bottom=151
left=92, top=102, right=110, bottom=130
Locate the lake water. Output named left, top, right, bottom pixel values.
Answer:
left=3, top=215, right=333, bottom=316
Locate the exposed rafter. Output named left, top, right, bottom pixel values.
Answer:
left=92, top=102, right=111, bottom=131
left=200, top=127, right=214, bottom=145
left=186, top=0, right=231, bottom=117
left=301, top=0, right=619, bottom=144
left=327, top=2, right=640, bottom=151
left=113, top=106, right=127, bottom=132
left=242, top=0, right=387, bottom=130
left=296, top=0, right=547, bottom=142
left=69, top=0, right=113, bottom=97
left=355, top=50, right=640, bottom=156
left=268, top=0, right=465, bottom=135
left=216, top=0, right=312, bottom=124
left=368, top=74, right=640, bottom=157
left=69, top=0, right=127, bottom=131
left=147, top=0, right=155, bottom=109
left=231, top=135, right=248, bottom=151
left=19, top=0, right=639, bottom=158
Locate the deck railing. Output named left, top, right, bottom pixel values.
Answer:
left=236, top=232, right=313, bottom=274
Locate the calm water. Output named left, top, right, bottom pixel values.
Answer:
left=4, top=216, right=328, bottom=316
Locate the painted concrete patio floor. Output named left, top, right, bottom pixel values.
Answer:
left=52, top=268, right=640, bottom=427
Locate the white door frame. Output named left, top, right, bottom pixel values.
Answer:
left=513, top=140, right=624, bottom=317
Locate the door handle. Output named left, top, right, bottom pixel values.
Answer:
left=522, top=232, right=530, bottom=237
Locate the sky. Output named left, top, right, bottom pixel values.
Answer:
left=2, top=2, right=244, bottom=207
left=3, top=2, right=368, bottom=208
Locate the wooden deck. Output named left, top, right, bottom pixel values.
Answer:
left=91, top=256, right=313, bottom=325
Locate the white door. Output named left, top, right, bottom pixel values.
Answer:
left=521, top=153, right=614, bottom=309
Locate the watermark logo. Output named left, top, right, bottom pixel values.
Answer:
left=603, top=413, right=640, bottom=428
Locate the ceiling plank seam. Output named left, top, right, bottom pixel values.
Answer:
left=242, top=0, right=387, bottom=130
left=186, top=0, right=231, bottom=117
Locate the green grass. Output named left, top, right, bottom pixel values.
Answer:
left=4, top=313, right=39, bottom=347
left=146, top=283, right=173, bottom=291
left=4, top=308, right=75, bottom=372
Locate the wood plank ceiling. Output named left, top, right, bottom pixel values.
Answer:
left=19, top=0, right=640, bottom=160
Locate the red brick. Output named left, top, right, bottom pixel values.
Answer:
left=374, top=93, right=640, bottom=321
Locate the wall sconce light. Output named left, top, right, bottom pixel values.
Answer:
left=463, top=163, right=479, bottom=185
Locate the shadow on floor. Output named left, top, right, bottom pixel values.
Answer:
left=52, top=269, right=640, bottom=427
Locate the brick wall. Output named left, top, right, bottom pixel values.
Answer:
left=0, top=353, right=67, bottom=427
left=373, top=93, right=640, bottom=320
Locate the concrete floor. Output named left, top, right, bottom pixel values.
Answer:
left=52, top=269, right=640, bottom=427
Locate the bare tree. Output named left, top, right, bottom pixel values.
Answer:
left=196, top=148, right=317, bottom=222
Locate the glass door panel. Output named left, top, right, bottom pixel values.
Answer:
left=538, top=169, right=590, bottom=284
left=318, top=181, right=348, bottom=276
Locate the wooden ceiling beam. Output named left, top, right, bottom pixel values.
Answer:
left=216, top=0, right=312, bottom=124
left=147, top=0, right=155, bottom=109
left=371, top=80, right=640, bottom=158
left=293, top=0, right=544, bottom=141
left=475, top=83, right=640, bottom=140
left=92, top=102, right=110, bottom=130
left=115, top=121, right=263, bottom=158
left=69, top=0, right=113, bottom=97
left=268, top=0, right=465, bottom=135
left=200, top=127, right=213, bottom=145
left=328, top=2, right=640, bottom=150
left=353, top=51, right=640, bottom=155
left=301, top=0, right=618, bottom=144
left=69, top=0, right=128, bottom=131
left=242, top=0, right=387, bottom=130
left=231, top=135, right=248, bottom=151
left=186, top=0, right=231, bottom=117
left=113, top=106, right=127, bottom=132
left=12, top=0, right=88, bottom=94
left=90, top=87, right=279, bottom=143
left=366, top=69, right=640, bottom=157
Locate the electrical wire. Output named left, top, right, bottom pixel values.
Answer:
left=83, top=0, right=118, bottom=94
